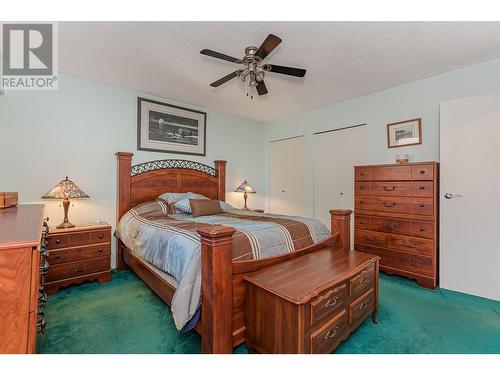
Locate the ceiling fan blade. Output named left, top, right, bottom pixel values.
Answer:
left=256, top=80, right=268, bottom=95
left=255, top=34, right=282, bottom=60
left=267, top=64, right=306, bottom=77
left=200, top=49, right=241, bottom=64
left=210, top=70, right=240, bottom=87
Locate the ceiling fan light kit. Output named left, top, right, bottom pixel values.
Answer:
left=200, top=34, right=306, bottom=96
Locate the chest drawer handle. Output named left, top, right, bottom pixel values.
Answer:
left=360, top=172, right=365, bottom=176
left=383, top=223, right=396, bottom=229
left=73, top=264, right=88, bottom=273
left=420, top=170, right=426, bottom=174
left=364, top=235, right=375, bottom=241
left=383, top=186, right=395, bottom=191
left=383, top=202, right=395, bottom=207
left=55, top=239, right=61, bottom=244
left=359, top=277, right=368, bottom=285
left=324, top=326, right=338, bottom=340
left=419, top=185, right=425, bottom=190
left=359, top=301, right=369, bottom=311
left=408, top=258, right=423, bottom=267
left=55, top=254, right=61, bottom=259
left=419, top=203, right=425, bottom=208
left=324, top=296, right=339, bottom=308
left=403, top=241, right=416, bottom=248
left=360, top=184, right=366, bottom=189
left=99, top=234, right=104, bottom=239
left=98, top=248, right=104, bottom=253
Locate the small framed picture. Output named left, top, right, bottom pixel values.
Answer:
left=387, top=118, right=422, bottom=148
left=137, top=97, right=206, bottom=156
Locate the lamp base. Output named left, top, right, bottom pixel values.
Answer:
left=56, top=221, right=75, bottom=229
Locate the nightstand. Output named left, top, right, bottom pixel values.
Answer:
left=249, top=208, right=264, bottom=213
left=44, top=222, right=112, bottom=295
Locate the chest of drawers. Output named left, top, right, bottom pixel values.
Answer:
left=353, top=162, right=439, bottom=289
left=44, top=223, right=112, bottom=295
left=243, top=247, right=380, bottom=353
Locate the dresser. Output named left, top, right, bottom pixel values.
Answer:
left=0, top=205, right=48, bottom=353
left=244, top=247, right=380, bottom=353
left=44, top=223, right=112, bottom=295
left=353, top=162, right=439, bottom=289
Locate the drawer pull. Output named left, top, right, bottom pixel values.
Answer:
left=364, top=235, right=375, bottom=241
left=360, top=172, right=365, bottom=176
left=383, top=186, right=396, bottom=191
left=419, top=185, right=425, bottom=190
left=324, top=296, right=339, bottom=308
left=419, top=203, right=425, bottom=208
left=324, top=326, right=338, bottom=340
left=420, top=170, right=426, bottom=174
left=360, top=185, right=366, bottom=190
left=72, top=264, right=88, bottom=273
left=408, top=258, right=423, bottom=267
left=99, top=234, right=104, bottom=239
left=403, top=241, right=417, bottom=248
left=55, top=254, right=61, bottom=259
left=55, top=239, right=61, bottom=244
left=383, top=223, right=396, bottom=229
left=98, top=248, right=104, bottom=253
left=359, top=301, right=369, bottom=311
left=383, top=202, right=396, bottom=207
left=359, top=277, right=368, bottom=285
left=359, top=200, right=364, bottom=204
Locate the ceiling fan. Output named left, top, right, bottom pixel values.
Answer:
left=200, top=34, right=306, bottom=96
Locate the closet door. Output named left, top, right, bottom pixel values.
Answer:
left=440, top=93, right=500, bottom=300
left=269, top=136, right=306, bottom=215
left=313, top=125, right=368, bottom=232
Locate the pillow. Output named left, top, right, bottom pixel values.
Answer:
left=190, top=199, right=223, bottom=218
left=219, top=201, right=233, bottom=210
left=173, top=197, right=193, bottom=213
left=157, top=192, right=189, bottom=204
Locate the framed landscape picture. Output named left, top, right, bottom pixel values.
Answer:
left=387, top=118, right=422, bottom=148
left=137, top=97, right=206, bottom=156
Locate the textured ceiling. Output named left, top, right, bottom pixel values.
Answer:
left=58, top=22, right=500, bottom=122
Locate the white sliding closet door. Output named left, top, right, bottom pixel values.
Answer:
left=440, top=93, right=500, bottom=300
left=269, top=136, right=306, bottom=216
left=313, top=125, right=368, bottom=236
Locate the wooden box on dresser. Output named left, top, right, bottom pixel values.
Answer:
left=44, top=223, right=112, bottom=295
left=354, top=162, right=439, bottom=289
left=0, top=205, right=48, bottom=354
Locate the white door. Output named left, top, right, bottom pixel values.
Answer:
left=269, top=136, right=306, bottom=216
left=440, top=92, right=500, bottom=300
left=313, top=125, right=368, bottom=243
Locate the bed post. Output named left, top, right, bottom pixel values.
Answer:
left=116, top=152, right=133, bottom=271
left=197, top=225, right=235, bottom=354
left=214, top=160, right=227, bottom=201
left=330, top=209, right=353, bottom=251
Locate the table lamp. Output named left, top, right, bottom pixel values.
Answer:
left=234, top=180, right=256, bottom=210
left=41, top=176, right=89, bottom=228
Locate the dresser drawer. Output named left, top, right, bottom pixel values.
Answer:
left=91, top=230, right=111, bottom=243
left=411, top=182, right=434, bottom=197
left=412, top=198, right=434, bottom=215
left=47, top=248, right=69, bottom=264
left=354, top=166, right=370, bottom=181
left=309, top=283, right=347, bottom=326
left=355, top=215, right=370, bottom=229
left=355, top=182, right=370, bottom=195
left=370, top=182, right=410, bottom=196
left=48, top=234, right=69, bottom=249
left=355, top=229, right=389, bottom=248
left=371, top=166, right=411, bottom=181
left=67, top=243, right=111, bottom=262
left=70, top=231, right=91, bottom=247
left=46, top=257, right=110, bottom=282
left=411, top=221, right=434, bottom=239
left=310, top=309, right=348, bottom=354
left=356, top=196, right=412, bottom=214
left=370, top=217, right=410, bottom=235
left=349, top=264, right=375, bottom=298
left=390, top=234, right=434, bottom=256
left=411, top=164, right=434, bottom=180
left=349, top=289, right=374, bottom=325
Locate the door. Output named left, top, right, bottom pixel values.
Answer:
left=440, top=92, right=500, bottom=300
left=313, top=125, right=368, bottom=230
left=269, top=136, right=306, bottom=216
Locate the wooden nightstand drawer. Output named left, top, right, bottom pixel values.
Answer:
left=310, top=309, right=348, bottom=354
left=46, top=257, right=110, bottom=282
left=349, top=264, right=374, bottom=298
left=69, top=231, right=91, bottom=246
left=309, top=283, right=347, bottom=326
left=48, top=234, right=69, bottom=249
left=67, top=244, right=110, bottom=261
left=91, top=230, right=111, bottom=243
left=47, top=248, right=70, bottom=264
left=349, top=289, right=374, bottom=326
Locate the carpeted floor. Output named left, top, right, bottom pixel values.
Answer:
left=37, top=270, right=500, bottom=354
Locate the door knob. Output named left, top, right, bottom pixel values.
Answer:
left=444, top=193, right=463, bottom=199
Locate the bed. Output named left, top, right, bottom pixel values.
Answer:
left=115, top=152, right=353, bottom=353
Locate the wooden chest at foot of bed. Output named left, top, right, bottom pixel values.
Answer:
left=44, top=223, right=112, bottom=295
left=243, top=247, right=380, bottom=354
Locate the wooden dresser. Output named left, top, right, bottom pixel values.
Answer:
left=0, top=205, right=48, bottom=354
left=244, top=247, right=380, bottom=354
left=44, top=223, right=112, bottom=295
left=353, top=162, right=439, bottom=289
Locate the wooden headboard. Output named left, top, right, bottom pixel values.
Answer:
left=116, top=152, right=227, bottom=223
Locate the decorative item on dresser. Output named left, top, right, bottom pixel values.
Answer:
left=43, top=223, right=112, bottom=295
left=0, top=205, right=48, bottom=354
left=354, top=162, right=439, bottom=289
left=244, top=247, right=380, bottom=353
left=234, top=179, right=256, bottom=210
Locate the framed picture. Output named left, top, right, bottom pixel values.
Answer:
left=137, top=97, right=206, bottom=156
left=387, top=118, right=422, bottom=148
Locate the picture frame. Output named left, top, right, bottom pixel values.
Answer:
left=387, top=118, right=422, bottom=148
left=137, top=97, right=207, bottom=156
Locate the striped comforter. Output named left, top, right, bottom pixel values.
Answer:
left=115, top=200, right=330, bottom=330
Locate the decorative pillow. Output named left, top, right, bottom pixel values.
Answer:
left=157, top=192, right=189, bottom=204
left=190, top=199, right=223, bottom=218
left=173, top=197, right=193, bottom=213
left=219, top=201, right=233, bottom=210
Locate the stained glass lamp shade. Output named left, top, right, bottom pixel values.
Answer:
left=234, top=180, right=256, bottom=210
left=41, top=177, right=89, bottom=228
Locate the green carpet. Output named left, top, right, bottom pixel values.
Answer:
left=37, top=271, right=500, bottom=354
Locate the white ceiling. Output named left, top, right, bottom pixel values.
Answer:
left=59, top=22, right=500, bottom=122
